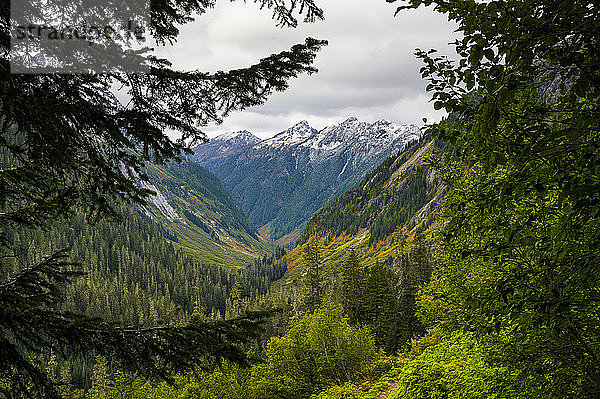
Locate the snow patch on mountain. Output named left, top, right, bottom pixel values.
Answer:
left=213, top=130, right=261, bottom=145
left=260, top=120, right=317, bottom=146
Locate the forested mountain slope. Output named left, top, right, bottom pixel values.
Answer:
left=134, top=161, right=274, bottom=266
left=6, top=205, right=285, bottom=328
left=191, top=118, right=421, bottom=243
left=280, top=135, right=446, bottom=281
left=299, top=136, right=444, bottom=245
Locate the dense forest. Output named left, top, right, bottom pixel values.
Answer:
left=7, top=207, right=286, bottom=326
left=3, top=203, right=287, bottom=390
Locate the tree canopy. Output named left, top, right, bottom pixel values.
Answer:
left=389, top=0, right=600, bottom=396
left=0, top=1, right=326, bottom=397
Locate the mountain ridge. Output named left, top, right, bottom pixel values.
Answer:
left=133, top=161, right=274, bottom=267
left=191, top=118, right=421, bottom=242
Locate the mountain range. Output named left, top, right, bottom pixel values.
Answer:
left=190, top=118, right=421, bottom=245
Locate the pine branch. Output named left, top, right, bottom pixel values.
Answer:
left=0, top=248, right=272, bottom=397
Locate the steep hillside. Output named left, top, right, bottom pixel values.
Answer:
left=135, top=161, right=274, bottom=267
left=192, top=118, right=421, bottom=243
left=279, top=135, right=446, bottom=281
left=299, top=137, right=443, bottom=245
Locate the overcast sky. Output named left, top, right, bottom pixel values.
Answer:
left=156, top=1, right=458, bottom=139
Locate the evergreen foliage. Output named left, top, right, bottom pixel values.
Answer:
left=0, top=243, right=271, bottom=398
left=392, top=230, right=432, bottom=348
left=0, top=0, right=327, bottom=396
left=7, top=206, right=287, bottom=328
left=340, top=250, right=367, bottom=324
left=335, top=239, right=434, bottom=352
left=363, top=261, right=397, bottom=348
left=2, top=204, right=288, bottom=392
left=299, top=241, right=324, bottom=313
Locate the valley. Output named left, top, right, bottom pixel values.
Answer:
left=190, top=118, right=421, bottom=243
left=4, top=1, right=597, bottom=398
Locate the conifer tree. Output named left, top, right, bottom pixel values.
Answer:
left=392, top=230, right=433, bottom=350
left=364, top=261, right=396, bottom=347
left=340, top=250, right=367, bottom=324
left=301, top=241, right=323, bottom=313
left=0, top=1, right=326, bottom=397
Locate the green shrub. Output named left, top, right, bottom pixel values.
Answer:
left=266, top=303, right=377, bottom=398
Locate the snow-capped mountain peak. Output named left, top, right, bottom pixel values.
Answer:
left=213, top=130, right=260, bottom=145
left=299, top=118, right=421, bottom=153
left=261, top=120, right=318, bottom=146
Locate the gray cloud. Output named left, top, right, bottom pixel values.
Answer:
left=156, top=1, right=458, bottom=138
